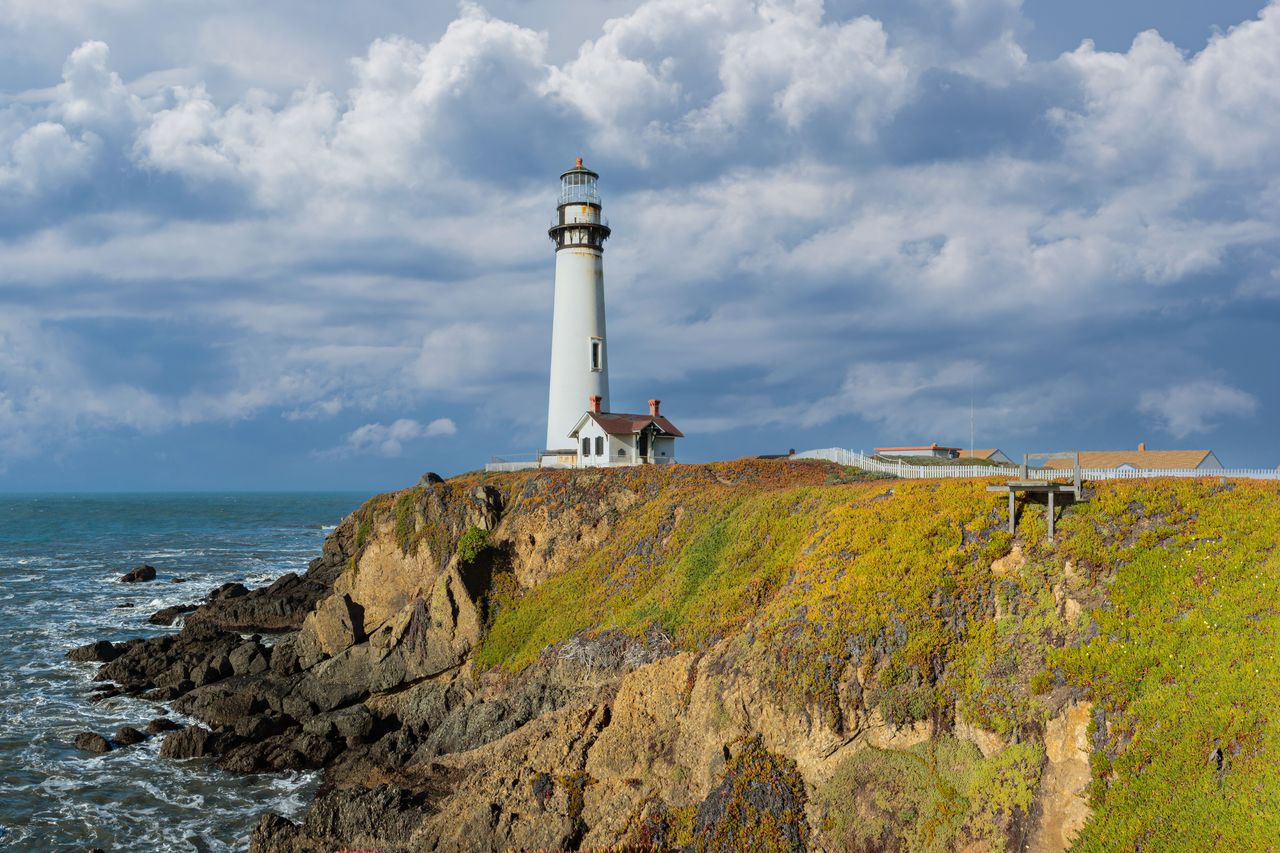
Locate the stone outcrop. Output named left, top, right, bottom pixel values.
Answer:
left=1028, top=700, right=1094, bottom=851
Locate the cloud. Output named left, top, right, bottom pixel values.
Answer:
left=0, top=1, right=1279, bottom=482
left=335, top=417, right=458, bottom=457
left=1138, top=381, right=1259, bottom=438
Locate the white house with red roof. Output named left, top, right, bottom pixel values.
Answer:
left=568, top=396, right=683, bottom=467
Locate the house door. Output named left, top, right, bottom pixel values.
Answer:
left=637, top=430, right=649, bottom=461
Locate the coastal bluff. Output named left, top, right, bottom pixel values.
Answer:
left=74, top=460, right=1280, bottom=850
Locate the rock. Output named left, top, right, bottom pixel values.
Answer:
left=991, top=545, right=1025, bottom=577
left=67, top=640, right=124, bottom=663
left=690, top=736, right=807, bottom=852
left=120, top=564, right=157, bottom=583
left=146, top=717, right=181, bottom=735
left=300, top=593, right=364, bottom=659
left=1028, top=701, right=1093, bottom=851
left=160, top=725, right=218, bottom=759
left=95, top=623, right=242, bottom=697
left=250, top=813, right=301, bottom=852
left=218, top=732, right=340, bottom=774
left=149, top=604, right=198, bottom=626
left=420, top=471, right=445, bottom=485
left=74, top=731, right=112, bottom=754
left=209, top=582, right=249, bottom=601
left=172, top=682, right=261, bottom=727
left=171, top=577, right=187, bottom=583
left=229, top=640, right=270, bottom=676
left=249, top=786, right=431, bottom=853
left=233, top=713, right=283, bottom=741
left=113, top=726, right=147, bottom=746
left=188, top=574, right=332, bottom=634
left=302, top=705, right=373, bottom=740
left=88, top=687, right=122, bottom=703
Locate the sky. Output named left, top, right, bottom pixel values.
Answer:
left=1, top=0, right=1278, bottom=491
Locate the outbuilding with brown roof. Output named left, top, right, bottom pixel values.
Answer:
left=1043, top=444, right=1222, bottom=471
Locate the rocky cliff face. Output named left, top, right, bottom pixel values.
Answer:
left=75, top=462, right=1280, bottom=851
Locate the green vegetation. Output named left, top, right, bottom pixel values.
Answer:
left=1051, top=480, right=1280, bottom=849
left=456, top=526, right=491, bottom=565
left=821, top=737, right=1042, bottom=852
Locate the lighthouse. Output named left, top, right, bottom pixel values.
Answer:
left=544, top=158, right=612, bottom=457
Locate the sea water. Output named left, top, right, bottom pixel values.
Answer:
left=0, top=492, right=369, bottom=851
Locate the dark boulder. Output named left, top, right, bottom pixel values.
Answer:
left=146, top=717, right=181, bottom=735
left=74, top=731, right=112, bottom=754
left=113, top=726, right=147, bottom=746
left=171, top=679, right=263, bottom=727
left=228, top=639, right=270, bottom=676
left=302, top=704, right=373, bottom=740
left=120, top=564, right=157, bottom=583
left=149, top=604, right=198, bottom=626
left=209, top=582, right=249, bottom=601
left=217, top=731, right=340, bottom=774
left=67, top=640, right=125, bottom=663
left=159, top=725, right=219, bottom=759
left=419, top=471, right=445, bottom=485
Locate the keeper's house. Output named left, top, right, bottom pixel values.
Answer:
left=568, top=396, right=683, bottom=468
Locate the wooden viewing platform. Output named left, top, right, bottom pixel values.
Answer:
left=986, top=453, right=1086, bottom=541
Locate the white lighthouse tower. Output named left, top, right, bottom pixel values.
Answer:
left=543, top=157, right=612, bottom=459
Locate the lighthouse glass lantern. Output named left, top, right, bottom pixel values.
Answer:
left=543, top=158, right=612, bottom=457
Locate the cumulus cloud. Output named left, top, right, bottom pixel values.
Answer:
left=0, top=0, right=1279, bottom=480
left=1138, top=381, right=1259, bottom=438
left=336, top=417, right=457, bottom=457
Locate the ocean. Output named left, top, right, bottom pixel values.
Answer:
left=0, top=492, right=370, bottom=852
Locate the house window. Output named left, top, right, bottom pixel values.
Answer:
left=589, top=338, right=602, bottom=372
left=595, top=436, right=604, bottom=456
left=582, top=437, right=591, bottom=456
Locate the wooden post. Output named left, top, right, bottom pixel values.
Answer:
left=1047, top=490, right=1055, bottom=541
left=1008, top=490, right=1016, bottom=535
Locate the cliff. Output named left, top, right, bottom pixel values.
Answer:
left=76, top=460, right=1280, bottom=851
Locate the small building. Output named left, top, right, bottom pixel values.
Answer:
left=959, top=448, right=1014, bottom=465
left=569, top=396, right=683, bottom=467
left=1043, top=443, right=1223, bottom=471
left=875, top=444, right=962, bottom=459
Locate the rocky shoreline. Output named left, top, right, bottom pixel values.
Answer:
left=67, top=461, right=1108, bottom=851
left=67, top=477, right=705, bottom=850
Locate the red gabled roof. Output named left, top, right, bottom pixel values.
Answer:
left=584, top=411, right=685, bottom=438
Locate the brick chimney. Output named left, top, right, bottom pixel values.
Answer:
left=589, top=395, right=602, bottom=414
left=1138, top=442, right=1146, bottom=452
left=649, top=399, right=661, bottom=417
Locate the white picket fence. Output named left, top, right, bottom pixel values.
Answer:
left=795, top=448, right=1280, bottom=481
